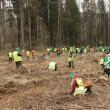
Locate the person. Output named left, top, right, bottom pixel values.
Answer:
left=64, top=47, right=68, bottom=52
left=32, top=49, right=36, bottom=59
left=47, top=48, right=51, bottom=55
left=57, top=48, right=61, bottom=57
left=54, top=48, right=57, bottom=53
left=99, top=52, right=107, bottom=69
left=100, top=58, right=105, bottom=69
left=104, top=56, right=110, bottom=78
left=84, top=48, right=87, bottom=54
left=67, top=73, right=92, bottom=96
left=13, top=48, right=22, bottom=69
left=67, top=73, right=79, bottom=95
left=67, top=54, right=74, bottom=68
left=80, top=47, right=84, bottom=55
left=8, top=52, right=13, bottom=63
left=100, top=53, right=110, bottom=78
left=25, top=50, right=30, bottom=61
left=48, top=61, right=57, bottom=71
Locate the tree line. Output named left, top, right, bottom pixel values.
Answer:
left=0, top=0, right=109, bottom=49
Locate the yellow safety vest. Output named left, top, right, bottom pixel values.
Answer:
left=48, top=62, right=56, bottom=70
left=76, top=78, right=84, bottom=86
left=100, top=59, right=104, bottom=65
left=67, top=56, right=74, bottom=62
left=13, top=51, right=22, bottom=62
left=26, top=51, right=30, bottom=56
left=74, top=78, right=87, bottom=96
left=9, top=52, right=13, bottom=58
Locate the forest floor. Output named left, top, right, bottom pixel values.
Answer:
left=0, top=52, right=109, bottom=110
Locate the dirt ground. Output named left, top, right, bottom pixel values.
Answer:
left=0, top=52, right=109, bottom=110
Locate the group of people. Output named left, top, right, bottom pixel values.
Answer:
left=47, top=46, right=89, bottom=56
left=25, top=50, right=36, bottom=61
left=47, top=46, right=93, bottom=96
left=47, top=46, right=110, bottom=96
left=8, top=48, right=36, bottom=69
left=47, top=46, right=110, bottom=70
left=9, top=46, right=110, bottom=96
left=47, top=46, right=90, bottom=70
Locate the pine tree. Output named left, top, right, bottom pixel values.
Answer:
left=97, top=0, right=108, bottom=46
left=64, top=0, right=81, bottom=46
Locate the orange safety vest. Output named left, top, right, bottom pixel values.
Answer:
left=32, top=50, right=36, bottom=56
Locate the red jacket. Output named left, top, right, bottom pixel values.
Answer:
left=67, top=73, right=79, bottom=94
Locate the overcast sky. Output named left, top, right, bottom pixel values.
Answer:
left=77, top=0, right=109, bottom=11
left=5, top=0, right=110, bottom=11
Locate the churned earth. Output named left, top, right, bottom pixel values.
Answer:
left=0, top=52, right=109, bottom=110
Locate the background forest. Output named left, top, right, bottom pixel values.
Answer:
left=0, top=0, right=109, bottom=49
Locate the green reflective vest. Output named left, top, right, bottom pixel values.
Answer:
left=105, top=61, right=110, bottom=69
left=13, top=51, right=22, bottom=62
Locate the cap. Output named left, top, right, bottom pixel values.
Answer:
left=69, top=73, right=75, bottom=79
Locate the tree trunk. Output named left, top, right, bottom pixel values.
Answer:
left=27, top=0, right=32, bottom=49
left=19, top=0, right=25, bottom=49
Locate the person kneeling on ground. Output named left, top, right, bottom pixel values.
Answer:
left=48, top=61, right=57, bottom=71
left=13, top=48, right=22, bottom=69
left=67, top=73, right=92, bottom=96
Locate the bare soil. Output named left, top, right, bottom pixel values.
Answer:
left=0, top=52, right=109, bottom=110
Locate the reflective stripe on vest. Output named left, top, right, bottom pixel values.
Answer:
left=48, top=62, right=56, bottom=70
left=100, top=59, right=104, bottom=65
left=76, top=78, right=84, bottom=86
left=13, top=51, right=22, bottom=62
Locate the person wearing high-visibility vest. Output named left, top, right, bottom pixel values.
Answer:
left=99, top=52, right=108, bottom=69
left=103, top=54, right=110, bottom=78
left=67, top=73, right=92, bottom=96
left=48, top=61, right=57, bottom=71
left=47, top=48, right=51, bottom=55
left=13, top=48, right=22, bottom=69
left=8, top=52, right=13, bottom=62
left=57, top=48, right=61, bottom=57
left=64, top=47, right=67, bottom=52
left=25, top=51, right=30, bottom=61
left=67, top=53, right=74, bottom=68
left=32, top=49, right=36, bottom=59
left=67, top=73, right=79, bottom=95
